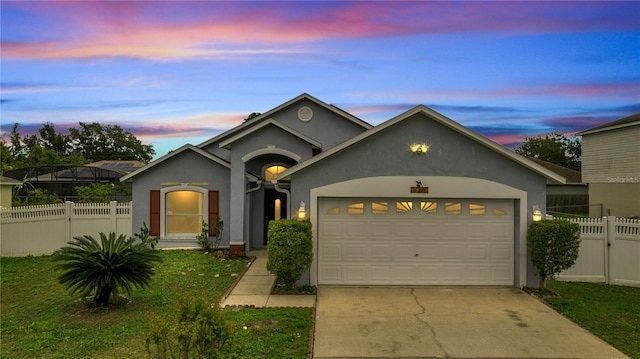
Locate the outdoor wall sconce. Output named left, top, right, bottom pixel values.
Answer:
left=532, top=205, right=543, bottom=222
left=297, top=201, right=307, bottom=220
left=410, top=143, right=429, bottom=154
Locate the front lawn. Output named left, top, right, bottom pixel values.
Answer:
left=1, top=250, right=312, bottom=358
left=545, top=281, right=640, bottom=359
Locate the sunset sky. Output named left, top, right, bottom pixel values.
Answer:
left=1, top=1, right=639, bottom=159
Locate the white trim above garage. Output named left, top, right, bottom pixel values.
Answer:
left=309, top=176, right=529, bottom=287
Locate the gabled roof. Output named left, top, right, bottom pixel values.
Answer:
left=278, top=105, right=566, bottom=184
left=577, top=112, right=640, bottom=136
left=197, top=93, right=372, bottom=149
left=527, top=158, right=582, bottom=184
left=219, top=119, right=322, bottom=149
left=0, top=176, right=21, bottom=185
left=120, top=144, right=230, bottom=182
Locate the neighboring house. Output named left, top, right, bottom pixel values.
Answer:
left=0, top=176, right=21, bottom=207
left=577, top=113, right=640, bottom=218
left=3, top=160, right=145, bottom=202
left=528, top=158, right=588, bottom=216
left=121, top=93, right=564, bottom=288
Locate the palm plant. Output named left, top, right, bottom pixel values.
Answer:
left=53, top=232, right=162, bottom=305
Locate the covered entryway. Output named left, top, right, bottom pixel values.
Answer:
left=317, top=197, right=514, bottom=285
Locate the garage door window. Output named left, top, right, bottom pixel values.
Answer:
left=493, top=208, right=507, bottom=216
left=445, top=202, right=462, bottom=215
left=326, top=207, right=340, bottom=215
left=469, top=203, right=486, bottom=215
left=372, top=202, right=388, bottom=214
left=420, top=201, right=437, bottom=214
left=347, top=202, right=364, bottom=214
left=396, top=201, right=413, bottom=213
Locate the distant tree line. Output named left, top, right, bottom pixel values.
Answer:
left=1, top=122, right=155, bottom=173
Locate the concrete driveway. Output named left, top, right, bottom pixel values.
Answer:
left=313, top=287, right=628, bottom=358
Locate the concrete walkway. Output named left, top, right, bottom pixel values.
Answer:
left=220, top=250, right=316, bottom=308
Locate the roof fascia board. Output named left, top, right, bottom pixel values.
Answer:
left=120, top=144, right=230, bottom=182
left=279, top=105, right=565, bottom=184
left=219, top=119, right=322, bottom=149
left=576, top=121, right=640, bottom=136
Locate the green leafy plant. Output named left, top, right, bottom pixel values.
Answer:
left=267, top=219, right=313, bottom=288
left=53, top=232, right=162, bottom=305
left=133, top=221, right=160, bottom=249
left=145, top=296, right=239, bottom=359
left=527, top=220, right=581, bottom=289
left=212, top=216, right=224, bottom=250
left=75, top=182, right=127, bottom=203
left=196, top=220, right=211, bottom=251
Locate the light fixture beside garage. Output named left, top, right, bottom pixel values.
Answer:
left=410, top=143, right=429, bottom=154
left=532, top=205, right=543, bottom=222
left=297, top=201, right=307, bottom=220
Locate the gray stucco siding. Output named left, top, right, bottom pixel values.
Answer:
left=130, top=149, right=231, bottom=247
left=272, top=98, right=369, bottom=151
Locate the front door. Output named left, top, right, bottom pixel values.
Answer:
left=264, top=189, right=287, bottom=244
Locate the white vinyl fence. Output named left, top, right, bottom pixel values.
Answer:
left=556, top=216, right=640, bottom=288
left=1, top=201, right=132, bottom=257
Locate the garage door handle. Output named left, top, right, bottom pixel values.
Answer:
left=415, top=253, right=419, bottom=257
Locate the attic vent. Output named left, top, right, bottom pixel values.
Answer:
left=297, top=106, right=313, bottom=122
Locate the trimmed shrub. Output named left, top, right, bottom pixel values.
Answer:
left=527, top=219, right=581, bottom=289
left=266, top=219, right=313, bottom=288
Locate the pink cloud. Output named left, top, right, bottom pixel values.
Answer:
left=489, top=82, right=640, bottom=99
left=3, top=1, right=637, bottom=61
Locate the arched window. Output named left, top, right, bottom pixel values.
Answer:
left=166, top=190, right=203, bottom=235
left=264, top=165, right=288, bottom=182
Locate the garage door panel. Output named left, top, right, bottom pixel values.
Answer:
left=345, top=244, right=367, bottom=260
left=491, top=244, right=512, bottom=260
left=318, top=198, right=514, bottom=286
left=319, top=220, right=343, bottom=237
left=467, top=244, right=490, bottom=260
left=345, top=221, right=369, bottom=238
left=370, top=244, right=392, bottom=260
left=319, top=265, right=342, bottom=283
left=442, top=244, right=466, bottom=260
left=344, top=265, right=367, bottom=282
left=319, top=243, right=342, bottom=261
left=394, top=244, right=418, bottom=259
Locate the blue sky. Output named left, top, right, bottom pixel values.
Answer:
left=1, top=1, right=639, bottom=159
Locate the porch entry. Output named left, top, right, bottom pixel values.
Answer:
left=264, top=189, right=287, bottom=244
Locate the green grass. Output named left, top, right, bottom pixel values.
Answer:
left=545, top=281, right=640, bottom=359
left=1, top=250, right=312, bottom=358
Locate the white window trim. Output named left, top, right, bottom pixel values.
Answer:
left=160, top=185, right=209, bottom=239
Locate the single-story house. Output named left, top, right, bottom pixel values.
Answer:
left=121, top=93, right=565, bottom=287
left=577, top=113, right=640, bottom=218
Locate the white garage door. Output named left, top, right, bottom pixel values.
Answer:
left=318, top=198, right=514, bottom=285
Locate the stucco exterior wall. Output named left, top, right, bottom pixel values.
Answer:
left=270, top=98, right=369, bottom=151
left=129, top=150, right=230, bottom=248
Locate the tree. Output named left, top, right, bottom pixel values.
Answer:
left=53, top=232, right=162, bottom=305
left=3, top=122, right=155, bottom=167
left=527, top=220, right=581, bottom=289
left=514, top=132, right=581, bottom=171
left=68, top=122, right=155, bottom=162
